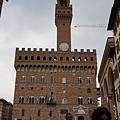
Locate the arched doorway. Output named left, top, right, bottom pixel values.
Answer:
left=78, top=116, right=84, bottom=120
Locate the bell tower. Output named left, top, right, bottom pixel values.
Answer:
left=55, top=0, right=72, bottom=52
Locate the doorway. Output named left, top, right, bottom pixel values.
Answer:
left=78, top=116, right=84, bottom=120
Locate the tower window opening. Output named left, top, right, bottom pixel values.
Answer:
left=60, top=57, right=63, bottom=61
left=84, top=57, right=87, bottom=61
left=78, top=57, right=81, bottom=61
left=90, top=57, right=93, bottom=61
left=31, top=56, right=34, bottom=60
left=25, top=56, right=28, bottom=60
left=54, top=57, right=57, bottom=61
left=37, top=56, right=40, bottom=60
left=19, top=56, right=22, bottom=60
left=72, top=57, right=75, bottom=61
left=43, top=56, right=46, bottom=60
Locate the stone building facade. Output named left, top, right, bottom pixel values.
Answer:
left=98, top=0, right=120, bottom=119
left=12, top=0, right=98, bottom=120
left=0, top=99, right=13, bottom=120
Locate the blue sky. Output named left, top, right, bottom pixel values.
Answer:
left=0, top=0, right=114, bottom=103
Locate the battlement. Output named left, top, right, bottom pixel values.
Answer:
left=16, top=48, right=96, bottom=54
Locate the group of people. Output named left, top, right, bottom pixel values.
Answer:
left=65, top=107, right=111, bottom=120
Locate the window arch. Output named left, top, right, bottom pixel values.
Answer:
left=19, top=96, right=24, bottom=103
left=87, top=97, right=92, bottom=104
left=86, top=77, right=91, bottom=84
left=25, top=56, right=28, bottom=60
left=78, top=97, right=83, bottom=104
left=37, top=56, right=40, bottom=60
left=77, top=77, right=82, bottom=84
left=30, top=76, right=36, bottom=83
left=43, top=56, right=46, bottom=60
left=19, top=56, right=22, bottom=60
left=29, top=96, right=34, bottom=104
left=66, top=57, right=69, bottom=61
left=31, top=56, right=34, bottom=60
left=62, top=77, right=66, bottom=83
left=60, top=57, right=63, bottom=61
left=20, top=76, right=26, bottom=83
left=39, top=96, right=45, bottom=104
left=40, top=76, right=45, bottom=83
left=78, top=88, right=82, bottom=93
left=62, top=98, right=67, bottom=104
left=87, top=88, right=91, bottom=93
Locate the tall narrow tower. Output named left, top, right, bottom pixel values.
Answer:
left=55, top=0, right=72, bottom=52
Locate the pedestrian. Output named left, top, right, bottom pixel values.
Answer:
left=65, top=113, right=73, bottom=120
left=91, top=107, right=111, bottom=120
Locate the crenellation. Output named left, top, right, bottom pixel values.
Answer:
left=33, top=48, right=37, bottom=51
left=28, top=48, right=31, bottom=51
left=51, top=48, right=54, bottom=51
left=93, top=49, right=96, bottom=53
left=87, top=49, right=90, bottom=52
left=39, top=48, right=43, bottom=51
left=80, top=49, right=84, bottom=52
left=74, top=49, right=77, bottom=52
left=45, top=48, right=49, bottom=51
left=22, top=48, right=25, bottom=52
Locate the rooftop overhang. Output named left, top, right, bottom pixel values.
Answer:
left=107, top=0, right=120, bottom=30
left=98, top=37, right=115, bottom=82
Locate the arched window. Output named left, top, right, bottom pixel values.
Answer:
left=30, top=76, right=36, bottom=83
left=63, top=89, right=66, bottom=93
left=62, top=98, right=67, bottom=104
left=78, top=97, right=83, bottom=104
left=31, top=56, right=34, bottom=60
left=60, top=57, right=63, bottom=61
left=80, top=66, right=83, bottom=72
left=19, top=96, right=24, bottom=104
left=78, top=88, right=82, bottom=93
left=20, top=76, right=26, bottom=83
left=33, top=66, right=37, bottom=72
left=29, top=96, right=34, bottom=104
left=43, top=56, right=46, bottom=60
left=39, top=96, right=45, bottom=104
left=37, top=56, right=40, bottom=60
left=19, top=56, right=22, bottom=60
left=66, top=57, right=69, bottom=61
left=40, top=76, right=45, bottom=83
left=86, top=77, right=91, bottom=84
left=78, top=77, right=82, bottom=84
left=25, top=56, right=28, bottom=60
left=87, top=97, right=92, bottom=104
left=87, top=88, right=91, bottom=93
left=62, top=77, right=66, bottom=83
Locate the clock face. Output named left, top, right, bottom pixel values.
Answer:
left=59, top=43, right=69, bottom=51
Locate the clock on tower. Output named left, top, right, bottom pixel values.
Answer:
left=55, top=0, right=72, bottom=52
